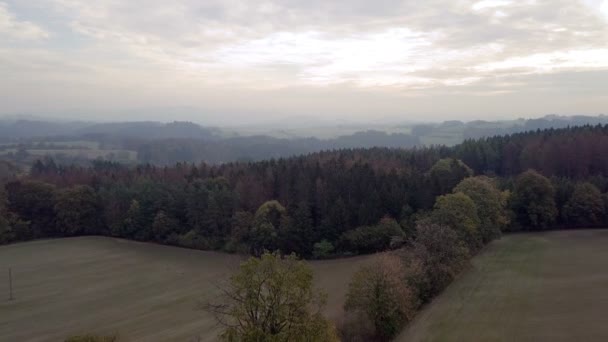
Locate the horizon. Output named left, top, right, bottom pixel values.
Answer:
left=2, top=1, right=608, bottom=123
left=1, top=112, right=607, bottom=129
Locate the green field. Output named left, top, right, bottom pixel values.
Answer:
left=398, top=229, right=608, bottom=342
left=3, top=231, right=608, bottom=341
left=0, top=237, right=376, bottom=341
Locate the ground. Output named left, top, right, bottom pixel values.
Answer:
left=398, top=229, right=608, bottom=342
left=0, top=237, right=376, bottom=342
left=4, top=230, right=608, bottom=342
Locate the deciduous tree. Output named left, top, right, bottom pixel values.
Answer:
left=562, top=183, right=605, bottom=227
left=429, top=192, right=481, bottom=251
left=250, top=200, right=288, bottom=255
left=152, top=210, right=180, bottom=242
left=206, top=252, right=338, bottom=342
left=5, top=180, right=57, bottom=238
left=428, top=158, right=473, bottom=195
left=339, top=217, right=405, bottom=254
left=453, top=176, right=508, bottom=243
left=510, top=170, right=557, bottom=229
left=412, top=222, right=469, bottom=301
left=344, top=255, right=418, bottom=341
left=54, top=185, right=103, bottom=236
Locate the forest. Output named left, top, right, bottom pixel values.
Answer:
left=1, top=124, right=607, bottom=257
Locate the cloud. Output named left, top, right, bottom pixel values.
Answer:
left=0, top=2, right=50, bottom=40
left=472, top=0, right=513, bottom=12
left=1, top=0, right=607, bottom=121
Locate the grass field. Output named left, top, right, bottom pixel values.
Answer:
left=4, top=231, right=608, bottom=341
left=0, top=237, right=376, bottom=341
left=398, top=229, right=608, bottom=342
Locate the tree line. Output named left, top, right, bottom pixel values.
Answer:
left=1, top=125, right=608, bottom=254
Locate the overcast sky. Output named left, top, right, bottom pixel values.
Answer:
left=1, top=0, right=607, bottom=124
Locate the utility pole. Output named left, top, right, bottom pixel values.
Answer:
left=8, top=268, right=13, bottom=301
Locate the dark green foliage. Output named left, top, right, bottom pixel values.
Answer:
left=178, top=229, right=210, bottom=250
left=339, top=217, right=405, bottom=254
left=453, top=176, right=508, bottom=242
left=322, top=197, right=351, bottom=241
left=510, top=170, right=558, bottom=230
left=225, top=211, right=254, bottom=253
left=0, top=187, right=12, bottom=243
left=429, top=193, right=481, bottom=252
left=206, top=252, right=339, bottom=342
left=98, top=184, right=134, bottom=237
left=54, top=185, right=103, bottom=236
left=185, top=178, right=236, bottom=247
left=123, top=200, right=147, bottom=240
left=0, top=214, right=12, bottom=244
left=312, top=240, right=335, bottom=259
left=6, top=180, right=56, bottom=239
left=411, top=222, right=469, bottom=302
left=250, top=200, right=287, bottom=255
left=604, top=193, right=608, bottom=224
left=279, top=201, right=315, bottom=258
left=152, top=211, right=180, bottom=243
left=428, top=158, right=473, bottom=195
left=562, top=183, right=606, bottom=227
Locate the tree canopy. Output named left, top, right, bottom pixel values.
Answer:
left=429, top=192, right=481, bottom=251
left=510, top=170, right=558, bottom=230
left=562, top=182, right=605, bottom=227
left=428, top=158, right=473, bottom=195
left=453, top=176, right=508, bottom=243
left=206, top=252, right=338, bottom=342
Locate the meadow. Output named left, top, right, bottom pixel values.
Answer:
left=398, top=229, right=608, bottom=342
left=0, top=237, right=375, bottom=341
left=4, top=230, right=608, bottom=341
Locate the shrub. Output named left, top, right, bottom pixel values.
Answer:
left=313, top=240, right=335, bottom=259
left=339, top=218, right=404, bottom=254
left=178, top=230, right=210, bottom=250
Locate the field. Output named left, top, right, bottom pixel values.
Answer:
left=4, top=231, right=608, bottom=342
left=0, top=237, right=376, bottom=341
left=398, top=229, right=608, bottom=342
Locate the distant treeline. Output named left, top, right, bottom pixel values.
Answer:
left=134, top=131, right=420, bottom=165
left=1, top=115, right=608, bottom=166
left=1, top=125, right=607, bottom=258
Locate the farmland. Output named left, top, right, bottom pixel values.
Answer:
left=398, top=229, right=608, bottom=342
left=0, top=237, right=375, bottom=341
left=3, top=230, right=608, bottom=341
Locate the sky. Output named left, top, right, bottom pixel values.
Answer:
left=1, top=0, right=607, bottom=125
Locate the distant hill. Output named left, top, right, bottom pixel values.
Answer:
left=0, top=120, right=221, bottom=141
left=0, top=120, right=89, bottom=140
left=1, top=114, right=606, bottom=165
left=136, top=130, right=420, bottom=164
left=412, top=115, right=608, bottom=145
